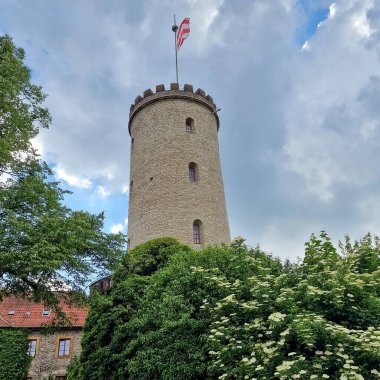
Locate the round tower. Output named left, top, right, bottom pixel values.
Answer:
left=127, top=83, right=230, bottom=249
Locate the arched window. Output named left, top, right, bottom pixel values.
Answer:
left=185, top=118, right=194, bottom=133
left=189, top=162, right=198, bottom=182
left=130, top=181, right=133, bottom=193
left=193, top=220, right=203, bottom=244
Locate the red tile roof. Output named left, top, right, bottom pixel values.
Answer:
left=0, top=294, right=88, bottom=328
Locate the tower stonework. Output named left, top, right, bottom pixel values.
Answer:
left=127, top=83, right=230, bottom=249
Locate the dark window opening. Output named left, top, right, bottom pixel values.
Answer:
left=186, top=118, right=194, bottom=133
left=189, top=162, right=198, bottom=182
left=193, top=220, right=203, bottom=244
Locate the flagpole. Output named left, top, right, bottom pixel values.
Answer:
left=172, top=14, right=179, bottom=84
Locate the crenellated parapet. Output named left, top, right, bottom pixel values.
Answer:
left=128, top=83, right=219, bottom=135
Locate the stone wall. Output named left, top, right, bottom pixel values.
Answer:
left=27, top=328, right=82, bottom=379
left=128, top=84, right=230, bottom=249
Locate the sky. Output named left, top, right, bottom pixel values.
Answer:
left=1, top=0, right=380, bottom=261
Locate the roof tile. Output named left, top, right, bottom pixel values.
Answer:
left=0, top=295, right=88, bottom=328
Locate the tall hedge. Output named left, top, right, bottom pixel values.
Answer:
left=0, top=329, right=31, bottom=380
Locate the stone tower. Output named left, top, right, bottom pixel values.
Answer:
left=127, top=83, right=230, bottom=249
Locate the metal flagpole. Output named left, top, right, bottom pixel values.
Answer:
left=172, top=14, right=179, bottom=84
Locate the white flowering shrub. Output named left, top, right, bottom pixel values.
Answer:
left=205, top=233, right=380, bottom=379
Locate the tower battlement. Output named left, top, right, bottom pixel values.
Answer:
left=128, top=83, right=219, bottom=135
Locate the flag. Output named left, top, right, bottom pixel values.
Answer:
left=176, top=18, right=190, bottom=50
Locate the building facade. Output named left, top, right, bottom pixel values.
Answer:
left=0, top=294, right=88, bottom=379
left=127, top=83, right=230, bottom=249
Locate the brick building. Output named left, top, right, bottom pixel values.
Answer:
left=0, top=294, right=88, bottom=379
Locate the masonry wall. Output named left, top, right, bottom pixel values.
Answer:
left=128, top=85, right=231, bottom=249
left=27, top=328, right=82, bottom=379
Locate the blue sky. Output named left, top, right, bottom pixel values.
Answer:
left=1, top=0, right=380, bottom=260
left=297, top=0, right=330, bottom=45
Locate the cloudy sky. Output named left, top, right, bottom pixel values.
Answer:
left=1, top=0, right=379, bottom=260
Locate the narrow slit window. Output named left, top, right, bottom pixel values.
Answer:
left=185, top=118, right=194, bottom=133
left=193, top=220, right=203, bottom=244
left=189, top=163, right=198, bottom=182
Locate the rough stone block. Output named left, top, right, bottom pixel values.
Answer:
left=135, top=95, right=143, bottom=105
left=206, top=95, right=214, bottom=104
left=170, top=83, right=179, bottom=90
left=183, top=84, right=193, bottom=93
left=156, top=84, right=165, bottom=92
left=195, top=88, right=205, bottom=97
left=143, top=89, right=153, bottom=98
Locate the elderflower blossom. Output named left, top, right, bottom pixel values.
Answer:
left=268, top=312, right=286, bottom=322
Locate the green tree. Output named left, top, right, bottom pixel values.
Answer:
left=73, top=234, right=380, bottom=379
left=0, top=35, right=125, bottom=316
left=0, top=329, right=31, bottom=380
left=78, top=238, right=190, bottom=380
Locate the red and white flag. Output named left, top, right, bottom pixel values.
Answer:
left=176, top=18, right=190, bottom=50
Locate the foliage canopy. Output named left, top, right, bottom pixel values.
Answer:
left=72, top=233, right=380, bottom=379
left=0, top=35, right=125, bottom=317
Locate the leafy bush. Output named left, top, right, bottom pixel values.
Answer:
left=205, top=233, right=380, bottom=379
left=114, top=237, right=192, bottom=278
left=0, top=329, right=31, bottom=380
left=71, top=233, right=380, bottom=379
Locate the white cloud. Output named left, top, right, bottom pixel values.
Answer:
left=301, top=40, right=311, bottom=51
left=356, top=194, right=380, bottom=233
left=329, top=3, right=337, bottom=18
left=282, top=0, right=380, bottom=201
left=353, top=12, right=371, bottom=38
left=124, top=217, right=128, bottom=225
left=31, top=137, right=44, bottom=156
left=97, top=185, right=110, bottom=199
left=185, top=0, right=224, bottom=51
left=122, top=185, right=129, bottom=194
left=54, top=166, right=92, bottom=189
left=111, top=224, right=123, bottom=234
